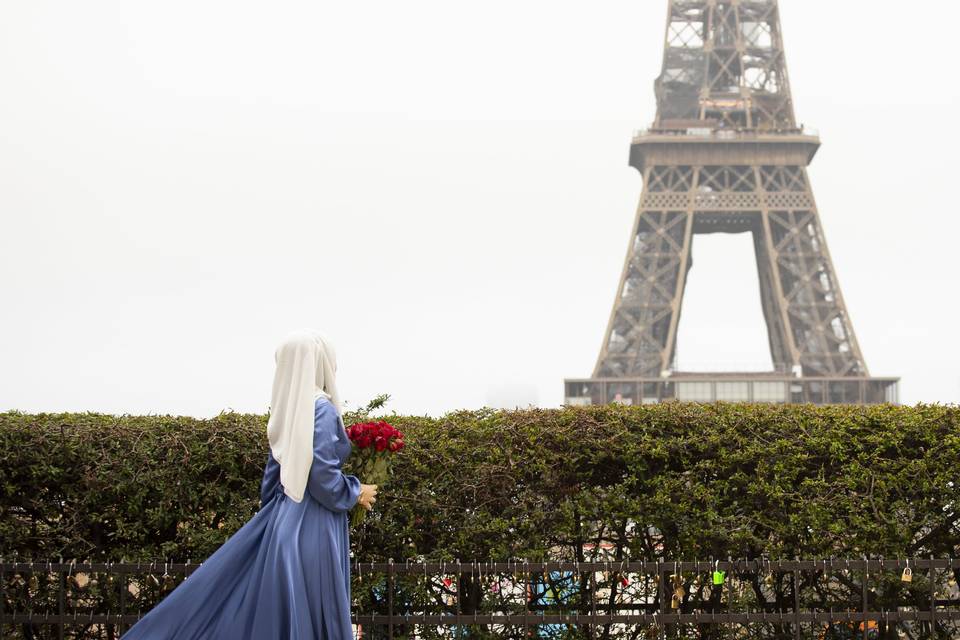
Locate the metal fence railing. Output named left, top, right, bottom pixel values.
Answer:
left=3, top=557, right=960, bottom=639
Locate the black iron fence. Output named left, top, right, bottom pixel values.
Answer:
left=3, top=557, right=960, bottom=639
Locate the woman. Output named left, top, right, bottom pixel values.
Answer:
left=122, top=329, right=379, bottom=639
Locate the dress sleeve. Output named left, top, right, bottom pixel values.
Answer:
left=307, top=401, right=361, bottom=513
left=259, top=451, right=280, bottom=507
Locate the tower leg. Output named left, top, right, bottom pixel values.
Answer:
left=593, top=207, right=693, bottom=379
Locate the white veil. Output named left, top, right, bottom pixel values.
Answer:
left=266, top=329, right=342, bottom=503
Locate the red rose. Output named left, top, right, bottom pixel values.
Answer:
left=348, top=423, right=362, bottom=438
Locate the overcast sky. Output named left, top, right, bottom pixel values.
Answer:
left=1, top=1, right=958, bottom=417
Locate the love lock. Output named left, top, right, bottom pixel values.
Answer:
left=712, top=560, right=725, bottom=586
left=901, top=564, right=913, bottom=583
left=673, top=584, right=686, bottom=607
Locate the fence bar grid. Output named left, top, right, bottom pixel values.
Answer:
left=2, top=557, right=959, bottom=638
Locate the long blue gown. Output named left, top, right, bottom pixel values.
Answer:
left=121, top=396, right=362, bottom=639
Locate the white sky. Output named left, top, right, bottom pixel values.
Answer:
left=1, top=1, right=958, bottom=417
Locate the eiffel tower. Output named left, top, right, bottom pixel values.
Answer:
left=565, top=0, right=898, bottom=405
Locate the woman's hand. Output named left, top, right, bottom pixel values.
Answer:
left=358, top=483, right=378, bottom=511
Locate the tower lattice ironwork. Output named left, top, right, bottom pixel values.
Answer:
left=565, top=0, right=898, bottom=405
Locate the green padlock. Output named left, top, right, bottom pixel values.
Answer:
left=712, top=570, right=726, bottom=586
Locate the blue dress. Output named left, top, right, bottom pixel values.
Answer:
left=121, top=397, right=362, bottom=640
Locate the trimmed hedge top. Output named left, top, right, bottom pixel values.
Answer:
left=1, top=402, right=958, bottom=563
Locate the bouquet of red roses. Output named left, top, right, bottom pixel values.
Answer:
left=346, top=420, right=404, bottom=528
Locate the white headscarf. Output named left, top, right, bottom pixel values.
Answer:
left=266, top=329, right=342, bottom=503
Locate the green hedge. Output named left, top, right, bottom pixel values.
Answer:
left=2, top=402, right=959, bottom=564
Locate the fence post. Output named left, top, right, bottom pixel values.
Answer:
left=1, top=558, right=5, bottom=632
left=57, top=560, right=65, bottom=640
left=522, top=559, right=529, bottom=639
left=861, top=557, right=868, bottom=640
left=929, top=554, right=936, bottom=637
left=25, top=565, right=32, bottom=623
left=661, top=564, right=670, bottom=639
left=118, top=562, right=127, bottom=636
left=456, top=559, right=463, bottom=640
left=589, top=565, right=596, bottom=639
left=792, top=558, right=800, bottom=640
left=387, top=557, right=394, bottom=639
